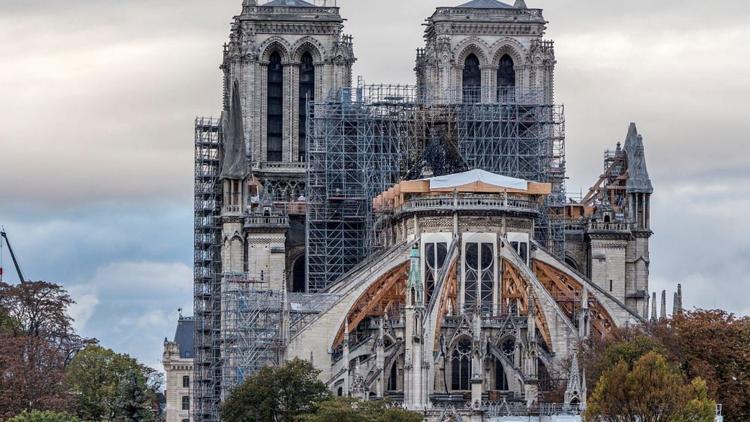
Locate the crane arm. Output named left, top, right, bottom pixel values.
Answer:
left=0, top=230, right=26, bottom=283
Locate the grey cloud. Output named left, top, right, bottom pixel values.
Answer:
left=2, top=0, right=749, bottom=201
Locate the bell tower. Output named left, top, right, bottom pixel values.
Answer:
left=416, top=0, right=556, bottom=104
left=222, top=0, right=355, bottom=192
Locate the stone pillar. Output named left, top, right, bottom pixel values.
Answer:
left=343, top=321, right=350, bottom=396
left=282, top=61, right=293, bottom=163
left=470, top=313, right=484, bottom=410
left=480, top=65, right=497, bottom=103
left=288, top=63, right=300, bottom=163
left=258, top=62, right=268, bottom=163
left=375, top=318, right=385, bottom=397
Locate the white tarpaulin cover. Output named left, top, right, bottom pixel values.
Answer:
left=427, top=169, right=528, bottom=190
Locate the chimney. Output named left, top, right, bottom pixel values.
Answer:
left=660, top=290, right=667, bottom=320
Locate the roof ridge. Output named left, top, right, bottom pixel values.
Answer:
left=456, top=0, right=514, bottom=9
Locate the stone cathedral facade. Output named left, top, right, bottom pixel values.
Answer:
left=194, top=0, right=656, bottom=420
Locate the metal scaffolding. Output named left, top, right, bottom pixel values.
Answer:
left=193, top=117, right=223, bottom=422
left=221, top=281, right=283, bottom=394
left=306, top=83, right=566, bottom=291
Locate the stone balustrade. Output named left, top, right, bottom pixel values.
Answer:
left=396, top=195, right=538, bottom=216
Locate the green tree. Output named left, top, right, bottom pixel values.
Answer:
left=113, top=368, right=155, bottom=422
left=221, top=358, right=330, bottom=422
left=586, top=352, right=715, bottom=422
left=6, top=410, right=80, bottom=422
left=65, top=345, right=156, bottom=421
left=299, top=398, right=423, bottom=422
left=582, top=326, right=665, bottom=389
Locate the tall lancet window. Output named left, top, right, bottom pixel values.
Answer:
left=497, top=54, right=515, bottom=101
left=298, top=52, right=315, bottom=162
left=267, top=52, right=283, bottom=162
left=462, top=54, right=481, bottom=103
left=451, top=339, right=472, bottom=390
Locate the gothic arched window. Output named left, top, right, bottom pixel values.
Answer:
left=424, top=242, right=448, bottom=305
left=291, top=254, right=305, bottom=293
left=298, top=52, right=314, bottom=162
left=387, top=361, right=399, bottom=391
left=267, top=51, right=283, bottom=162
left=451, top=339, right=472, bottom=390
left=497, top=54, right=515, bottom=101
left=462, top=54, right=481, bottom=103
left=495, top=359, right=509, bottom=390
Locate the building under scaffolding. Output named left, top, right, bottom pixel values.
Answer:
left=306, top=83, right=566, bottom=292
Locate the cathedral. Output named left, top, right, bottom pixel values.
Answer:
left=191, top=0, right=657, bottom=420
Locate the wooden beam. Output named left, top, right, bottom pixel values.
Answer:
left=332, top=263, right=408, bottom=348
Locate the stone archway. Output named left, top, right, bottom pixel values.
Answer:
left=291, top=254, right=306, bottom=293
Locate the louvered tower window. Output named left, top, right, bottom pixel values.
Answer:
left=267, top=52, right=283, bottom=162
left=463, top=54, right=481, bottom=103
left=298, top=52, right=314, bottom=162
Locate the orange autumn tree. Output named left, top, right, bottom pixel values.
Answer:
left=657, top=310, right=750, bottom=422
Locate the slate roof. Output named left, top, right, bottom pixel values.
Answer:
left=263, top=0, right=316, bottom=7
left=457, top=0, right=514, bottom=8
left=173, top=316, right=195, bottom=359
left=623, top=123, right=653, bottom=194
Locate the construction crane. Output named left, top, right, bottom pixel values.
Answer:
left=0, top=228, right=26, bottom=283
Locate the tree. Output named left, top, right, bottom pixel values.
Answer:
left=113, top=368, right=156, bottom=422
left=0, top=335, right=71, bottom=419
left=0, top=282, right=84, bottom=418
left=659, top=310, right=750, bottom=422
left=581, top=325, right=666, bottom=390
left=65, top=345, right=157, bottom=421
left=0, top=281, right=74, bottom=339
left=222, top=358, right=330, bottom=422
left=299, top=398, right=423, bottom=422
left=6, top=410, right=80, bottom=422
left=585, top=352, right=715, bottom=422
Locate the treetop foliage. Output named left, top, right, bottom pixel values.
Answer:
left=583, top=309, right=750, bottom=422
left=222, top=359, right=422, bottom=422
left=586, top=351, right=715, bottom=422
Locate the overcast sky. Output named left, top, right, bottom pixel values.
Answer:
left=1, top=0, right=749, bottom=371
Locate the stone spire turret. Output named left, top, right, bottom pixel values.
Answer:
left=406, top=244, right=423, bottom=307
left=660, top=290, right=667, bottom=320
left=220, top=80, right=249, bottom=180
left=651, top=292, right=657, bottom=323
left=579, top=287, right=590, bottom=338
left=514, top=0, right=528, bottom=8
left=673, top=284, right=683, bottom=315
left=623, top=123, right=653, bottom=194
left=564, top=353, right=585, bottom=409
